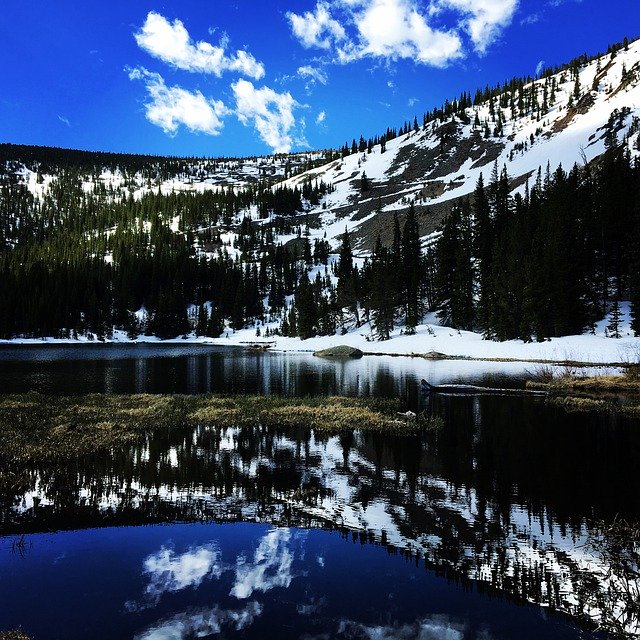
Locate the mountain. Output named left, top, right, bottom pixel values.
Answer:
left=282, top=36, right=640, bottom=251
left=1, top=37, right=639, bottom=352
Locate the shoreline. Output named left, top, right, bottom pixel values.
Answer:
left=0, top=339, right=634, bottom=369
left=0, top=306, right=637, bottom=367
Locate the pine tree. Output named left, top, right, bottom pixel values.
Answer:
left=207, top=306, right=225, bottom=337
left=607, top=298, right=622, bottom=338
left=295, top=275, right=317, bottom=339
left=336, top=228, right=359, bottom=325
left=360, top=171, right=370, bottom=192
left=369, top=237, right=395, bottom=340
left=473, top=173, right=493, bottom=332
left=402, top=204, right=421, bottom=333
left=196, top=304, right=209, bottom=336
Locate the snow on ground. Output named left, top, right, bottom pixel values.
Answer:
left=2, top=302, right=637, bottom=367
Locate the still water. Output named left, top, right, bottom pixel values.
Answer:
left=0, top=345, right=637, bottom=639
left=0, top=342, right=607, bottom=397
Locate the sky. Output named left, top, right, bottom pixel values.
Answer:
left=1, top=0, right=638, bottom=158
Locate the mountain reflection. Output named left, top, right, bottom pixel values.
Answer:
left=2, top=394, right=640, bottom=633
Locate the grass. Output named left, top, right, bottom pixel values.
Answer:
left=0, top=393, right=419, bottom=464
left=526, top=371, right=640, bottom=416
left=526, top=374, right=640, bottom=394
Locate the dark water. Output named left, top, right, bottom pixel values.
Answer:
left=1, top=346, right=637, bottom=639
left=0, top=343, right=548, bottom=399
left=0, top=523, right=595, bottom=640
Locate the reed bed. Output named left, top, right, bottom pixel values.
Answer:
left=0, top=393, right=415, bottom=463
left=0, top=632, right=32, bottom=640
left=526, top=375, right=640, bottom=416
left=527, top=375, right=640, bottom=394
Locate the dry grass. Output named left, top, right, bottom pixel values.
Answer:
left=0, top=393, right=414, bottom=464
left=527, top=375, right=640, bottom=394
left=0, top=632, right=32, bottom=640
left=527, top=374, right=640, bottom=416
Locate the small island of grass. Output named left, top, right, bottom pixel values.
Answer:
left=0, top=393, right=427, bottom=464
left=526, top=370, right=640, bottom=415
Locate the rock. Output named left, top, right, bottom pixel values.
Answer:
left=313, top=345, right=364, bottom=359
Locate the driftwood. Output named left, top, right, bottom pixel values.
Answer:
left=420, top=379, right=548, bottom=397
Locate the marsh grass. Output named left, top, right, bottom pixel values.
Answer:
left=0, top=393, right=414, bottom=464
left=527, top=374, right=640, bottom=416
left=0, top=632, right=32, bottom=640
left=527, top=375, right=640, bottom=394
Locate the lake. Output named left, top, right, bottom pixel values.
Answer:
left=1, top=345, right=637, bottom=639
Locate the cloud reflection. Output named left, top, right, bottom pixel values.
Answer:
left=127, top=543, right=224, bottom=610
left=336, top=615, right=469, bottom=640
left=135, top=601, right=263, bottom=640
left=231, top=527, right=295, bottom=599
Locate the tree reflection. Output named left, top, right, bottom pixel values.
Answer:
left=2, top=395, right=640, bottom=634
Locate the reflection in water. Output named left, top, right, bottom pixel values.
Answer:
left=136, top=601, right=264, bottom=640
left=0, top=343, right=613, bottom=397
left=335, top=616, right=470, bottom=640
left=127, top=543, right=224, bottom=611
left=2, top=395, right=639, bottom=635
left=231, top=528, right=295, bottom=599
left=131, top=528, right=296, bottom=639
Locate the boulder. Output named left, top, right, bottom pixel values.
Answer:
left=313, top=345, right=364, bottom=359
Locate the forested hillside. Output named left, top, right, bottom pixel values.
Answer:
left=1, top=37, right=639, bottom=343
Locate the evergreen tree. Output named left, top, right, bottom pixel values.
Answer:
left=368, top=237, right=395, bottom=340
left=607, top=298, right=622, bottom=338
left=295, top=275, right=317, bottom=339
left=401, top=204, right=421, bottom=333
left=336, top=228, right=359, bottom=325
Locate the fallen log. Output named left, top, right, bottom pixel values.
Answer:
left=420, top=379, right=548, bottom=396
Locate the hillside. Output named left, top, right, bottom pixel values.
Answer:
left=282, top=37, right=640, bottom=251
left=1, top=37, right=639, bottom=361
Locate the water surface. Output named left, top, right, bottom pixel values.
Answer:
left=0, top=345, right=635, bottom=638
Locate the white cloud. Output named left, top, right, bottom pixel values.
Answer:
left=230, top=528, right=295, bottom=599
left=408, top=96, right=419, bottom=106
left=135, top=12, right=265, bottom=79
left=316, top=110, right=326, bottom=124
left=297, top=65, right=329, bottom=86
left=287, top=2, right=347, bottom=49
left=288, top=0, right=462, bottom=67
left=349, top=0, right=462, bottom=65
left=288, top=0, right=516, bottom=64
left=535, top=59, right=545, bottom=76
left=520, top=12, right=541, bottom=25
left=129, top=67, right=229, bottom=136
left=431, top=0, right=518, bottom=54
left=58, top=115, right=71, bottom=127
left=232, top=80, right=298, bottom=153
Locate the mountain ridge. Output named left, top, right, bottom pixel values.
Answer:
left=1, top=36, right=639, bottom=353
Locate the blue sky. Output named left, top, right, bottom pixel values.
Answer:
left=1, top=0, right=638, bottom=158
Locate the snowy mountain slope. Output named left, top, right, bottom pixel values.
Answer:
left=278, top=38, right=640, bottom=252
left=4, top=146, right=329, bottom=202
left=2, top=39, right=640, bottom=355
left=4, top=39, right=640, bottom=257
